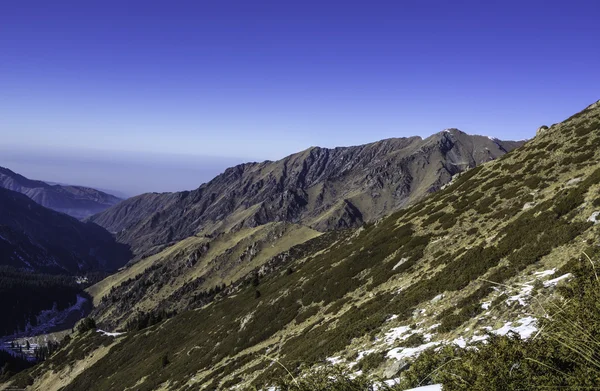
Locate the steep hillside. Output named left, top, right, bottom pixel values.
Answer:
left=91, top=130, right=522, bottom=256
left=8, top=100, right=600, bottom=391
left=87, top=222, right=321, bottom=329
left=0, top=167, right=122, bottom=219
left=0, top=187, right=131, bottom=274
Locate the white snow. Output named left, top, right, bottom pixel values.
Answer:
left=97, top=329, right=125, bottom=337
left=392, top=258, right=408, bottom=270
left=588, top=211, right=600, bottom=225
left=430, top=294, right=444, bottom=303
left=384, top=325, right=412, bottom=344
left=402, top=385, right=442, bottom=391
left=481, top=301, right=491, bottom=310
left=544, top=273, right=572, bottom=287
left=356, top=349, right=375, bottom=361
left=470, top=334, right=489, bottom=343
left=386, top=314, right=399, bottom=322
left=506, top=283, right=534, bottom=306
left=534, top=269, right=556, bottom=278
left=566, top=177, right=582, bottom=186
left=453, top=337, right=467, bottom=348
left=326, top=356, right=343, bottom=365
left=387, top=342, right=439, bottom=360
left=493, top=316, right=537, bottom=339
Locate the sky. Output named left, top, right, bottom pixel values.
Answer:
left=1, top=1, right=599, bottom=194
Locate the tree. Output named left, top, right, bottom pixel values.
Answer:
left=161, top=353, right=169, bottom=368
left=77, top=317, right=97, bottom=333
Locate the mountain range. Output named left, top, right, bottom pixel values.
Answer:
left=7, top=100, right=597, bottom=391
left=4, top=101, right=600, bottom=391
left=0, top=167, right=122, bottom=220
left=90, top=129, right=523, bottom=257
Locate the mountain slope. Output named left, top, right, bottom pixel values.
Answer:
left=11, top=101, right=599, bottom=391
left=0, top=167, right=122, bottom=219
left=91, top=130, right=523, bottom=256
left=0, top=187, right=131, bottom=274
left=87, top=222, right=321, bottom=329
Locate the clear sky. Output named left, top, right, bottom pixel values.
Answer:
left=1, top=1, right=599, bottom=193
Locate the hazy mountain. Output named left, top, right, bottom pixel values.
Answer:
left=90, top=129, right=524, bottom=256
left=0, top=187, right=131, bottom=274
left=13, top=101, right=600, bottom=391
left=0, top=167, right=122, bottom=219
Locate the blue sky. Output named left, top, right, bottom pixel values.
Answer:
left=1, top=1, right=599, bottom=193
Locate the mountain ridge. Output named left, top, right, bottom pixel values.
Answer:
left=0, top=166, right=122, bottom=220
left=90, top=129, right=524, bottom=257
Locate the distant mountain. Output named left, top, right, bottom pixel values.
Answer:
left=0, top=167, right=122, bottom=219
left=0, top=187, right=131, bottom=274
left=90, top=129, right=524, bottom=256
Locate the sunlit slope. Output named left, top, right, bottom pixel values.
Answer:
left=11, top=100, right=600, bottom=391
left=88, top=222, right=321, bottom=328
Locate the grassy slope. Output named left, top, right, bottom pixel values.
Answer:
left=88, top=222, right=321, bottom=328
left=10, top=101, right=600, bottom=390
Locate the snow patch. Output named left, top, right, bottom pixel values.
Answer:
left=97, top=329, right=125, bottom=337
left=431, top=294, right=444, bottom=303
left=506, top=283, right=534, bottom=306
left=384, top=325, right=412, bottom=344
left=356, top=349, right=375, bottom=361
left=392, top=258, right=408, bottom=270
left=470, top=334, right=489, bottom=343
left=387, top=342, right=439, bottom=361
left=401, top=386, right=442, bottom=391
left=453, top=337, right=467, bottom=348
left=493, top=316, right=537, bottom=339
left=534, top=269, right=556, bottom=278
left=544, top=273, right=572, bottom=287
left=588, top=211, right=599, bottom=225
left=326, top=356, right=343, bottom=365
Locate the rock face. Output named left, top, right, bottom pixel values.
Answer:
left=91, top=130, right=523, bottom=256
left=0, top=187, right=131, bottom=273
left=0, top=167, right=122, bottom=219
left=93, top=130, right=524, bottom=256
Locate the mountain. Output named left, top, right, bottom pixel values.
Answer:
left=0, top=167, right=122, bottom=219
left=0, top=187, right=131, bottom=274
left=90, top=129, right=523, bottom=257
left=87, top=222, right=321, bottom=329
left=9, top=101, right=599, bottom=391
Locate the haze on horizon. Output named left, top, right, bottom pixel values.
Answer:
left=1, top=1, right=599, bottom=195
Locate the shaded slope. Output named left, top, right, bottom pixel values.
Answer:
left=91, top=130, right=522, bottom=256
left=0, top=167, right=122, bottom=219
left=0, top=187, right=131, bottom=274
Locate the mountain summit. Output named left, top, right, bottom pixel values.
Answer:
left=90, top=130, right=523, bottom=256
